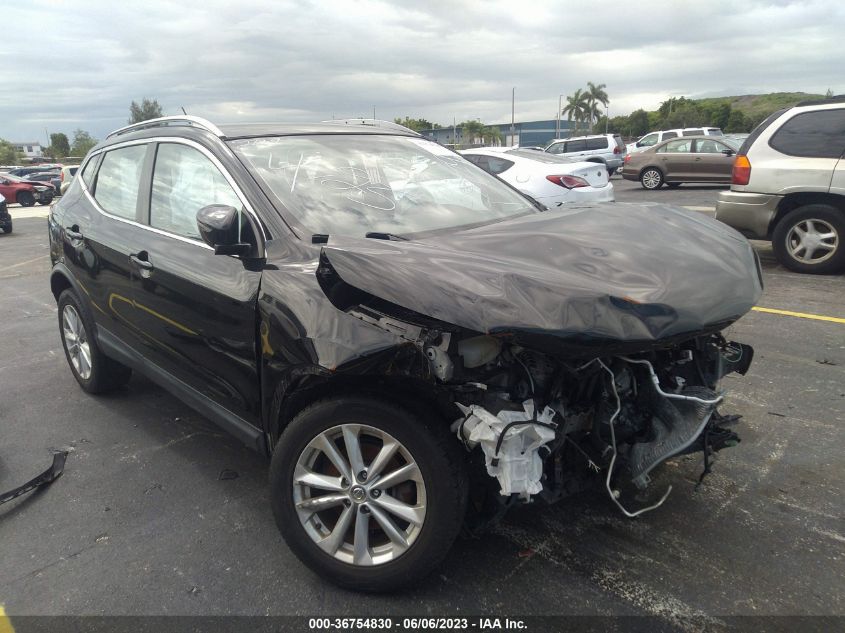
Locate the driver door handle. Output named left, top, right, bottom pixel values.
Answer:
left=129, top=253, right=153, bottom=271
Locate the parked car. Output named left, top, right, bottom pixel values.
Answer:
left=626, top=127, right=724, bottom=154
left=622, top=136, right=741, bottom=189
left=6, top=165, right=61, bottom=177
left=0, top=193, right=10, bottom=233
left=49, top=116, right=760, bottom=591
left=544, top=134, right=626, bottom=175
left=459, top=148, right=614, bottom=206
left=25, top=170, right=62, bottom=194
left=60, top=165, right=79, bottom=195
left=716, top=96, right=845, bottom=274
left=0, top=173, right=54, bottom=206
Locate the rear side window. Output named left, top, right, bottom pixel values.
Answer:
left=658, top=139, right=693, bottom=153
left=93, top=145, right=147, bottom=219
left=150, top=143, right=243, bottom=240
left=585, top=138, right=607, bottom=151
left=662, top=131, right=678, bottom=140
left=565, top=139, right=587, bottom=152
left=682, top=129, right=704, bottom=137
left=768, top=109, right=845, bottom=158
left=739, top=108, right=787, bottom=155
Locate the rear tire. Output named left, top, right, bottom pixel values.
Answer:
left=640, top=168, right=663, bottom=190
left=270, top=396, right=468, bottom=592
left=57, top=289, right=132, bottom=393
left=17, top=191, right=35, bottom=207
left=771, top=204, right=845, bottom=274
left=39, top=196, right=53, bottom=206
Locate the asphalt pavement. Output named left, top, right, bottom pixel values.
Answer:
left=0, top=187, right=843, bottom=631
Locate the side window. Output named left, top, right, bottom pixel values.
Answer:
left=547, top=143, right=565, bottom=154
left=638, top=134, right=658, bottom=147
left=80, top=156, right=98, bottom=186
left=660, top=139, right=693, bottom=153
left=769, top=109, right=845, bottom=159
left=565, top=139, right=587, bottom=152
left=696, top=139, right=722, bottom=153
left=93, top=145, right=147, bottom=219
left=585, top=138, right=607, bottom=151
left=150, top=143, right=243, bottom=240
left=662, top=131, right=678, bottom=140
left=485, top=157, right=514, bottom=175
left=682, top=129, right=704, bottom=137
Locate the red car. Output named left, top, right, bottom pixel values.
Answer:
left=0, top=173, right=55, bottom=206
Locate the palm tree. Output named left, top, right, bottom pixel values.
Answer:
left=585, top=82, right=609, bottom=133
left=561, top=89, right=588, bottom=136
left=460, top=120, right=486, bottom=147
left=483, top=125, right=503, bottom=146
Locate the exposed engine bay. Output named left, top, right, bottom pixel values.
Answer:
left=433, top=331, right=753, bottom=518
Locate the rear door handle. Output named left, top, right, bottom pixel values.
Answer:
left=129, top=253, right=153, bottom=271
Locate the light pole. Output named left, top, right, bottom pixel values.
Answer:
left=556, top=94, right=564, bottom=139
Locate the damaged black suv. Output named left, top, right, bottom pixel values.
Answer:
left=48, top=116, right=761, bottom=591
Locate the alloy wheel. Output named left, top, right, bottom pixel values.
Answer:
left=641, top=169, right=661, bottom=189
left=62, top=304, right=92, bottom=380
left=293, top=424, right=427, bottom=566
left=786, top=218, right=839, bottom=264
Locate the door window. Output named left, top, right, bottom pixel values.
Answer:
left=638, top=134, right=658, bottom=147
left=682, top=129, right=704, bottom=136
left=695, top=139, right=724, bottom=153
left=150, top=143, right=243, bottom=240
left=585, top=138, right=608, bottom=151
left=661, top=131, right=678, bottom=140
left=564, top=139, right=587, bottom=152
left=658, top=139, right=693, bottom=153
left=93, top=145, right=147, bottom=220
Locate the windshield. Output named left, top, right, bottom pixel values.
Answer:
left=229, top=134, right=535, bottom=238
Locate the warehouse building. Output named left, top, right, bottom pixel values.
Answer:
left=418, top=119, right=575, bottom=148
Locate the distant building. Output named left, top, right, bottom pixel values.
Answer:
left=418, top=119, right=574, bottom=148
left=12, top=142, right=44, bottom=159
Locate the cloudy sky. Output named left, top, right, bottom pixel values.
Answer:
left=1, top=0, right=842, bottom=144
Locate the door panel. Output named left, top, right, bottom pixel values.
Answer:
left=126, top=141, right=263, bottom=425
left=693, top=139, right=735, bottom=182
left=657, top=138, right=695, bottom=180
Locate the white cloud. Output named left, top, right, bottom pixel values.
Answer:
left=0, top=0, right=841, bottom=142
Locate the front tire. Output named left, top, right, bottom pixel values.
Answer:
left=640, top=168, right=664, bottom=190
left=771, top=205, right=845, bottom=274
left=58, top=289, right=132, bottom=393
left=17, top=191, right=35, bottom=207
left=270, top=396, right=467, bottom=592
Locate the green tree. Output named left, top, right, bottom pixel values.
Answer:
left=712, top=103, right=732, bottom=130
left=47, top=132, right=71, bottom=158
left=482, top=126, right=502, bottom=145
left=0, top=138, right=22, bottom=164
left=562, top=89, right=589, bottom=135
left=627, top=109, right=650, bottom=137
left=393, top=117, right=440, bottom=132
left=70, top=129, right=98, bottom=157
left=725, top=110, right=749, bottom=133
left=129, top=98, right=164, bottom=124
left=584, top=82, right=609, bottom=133
left=459, top=120, right=486, bottom=147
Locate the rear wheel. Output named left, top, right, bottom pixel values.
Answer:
left=58, top=289, right=132, bottom=393
left=17, top=191, right=35, bottom=207
left=640, top=168, right=663, bottom=190
left=270, top=396, right=467, bottom=592
left=771, top=205, right=845, bottom=274
left=39, top=195, right=53, bottom=206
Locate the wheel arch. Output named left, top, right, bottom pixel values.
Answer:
left=267, top=373, right=454, bottom=453
left=769, top=192, right=845, bottom=238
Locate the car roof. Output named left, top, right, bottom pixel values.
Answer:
left=549, top=133, right=615, bottom=142
left=218, top=122, right=421, bottom=139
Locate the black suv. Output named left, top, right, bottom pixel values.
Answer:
left=49, top=116, right=761, bottom=591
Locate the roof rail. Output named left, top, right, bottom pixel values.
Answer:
left=321, top=118, right=420, bottom=136
left=106, top=116, right=224, bottom=139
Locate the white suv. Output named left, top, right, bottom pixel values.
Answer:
left=627, top=127, right=723, bottom=154
left=545, top=134, right=626, bottom=174
left=715, top=97, right=845, bottom=274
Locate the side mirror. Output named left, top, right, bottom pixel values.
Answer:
left=721, top=148, right=735, bottom=156
left=196, top=204, right=251, bottom=256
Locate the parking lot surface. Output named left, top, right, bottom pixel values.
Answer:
left=1, top=186, right=843, bottom=630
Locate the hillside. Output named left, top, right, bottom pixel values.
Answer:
left=694, top=92, right=825, bottom=119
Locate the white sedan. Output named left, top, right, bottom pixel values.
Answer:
left=459, top=148, right=614, bottom=207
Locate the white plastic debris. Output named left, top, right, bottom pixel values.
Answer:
left=455, top=400, right=557, bottom=500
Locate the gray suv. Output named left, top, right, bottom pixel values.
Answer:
left=715, top=97, right=845, bottom=274
left=545, top=133, right=626, bottom=175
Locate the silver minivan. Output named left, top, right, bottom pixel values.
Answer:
left=544, top=134, right=626, bottom=175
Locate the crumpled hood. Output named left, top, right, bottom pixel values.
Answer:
left=320, top=203, right=763, bottom=350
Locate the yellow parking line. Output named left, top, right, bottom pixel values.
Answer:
left=0, top=605, right=15, bottom=633
left=752, top=306, right=845, bottom=324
